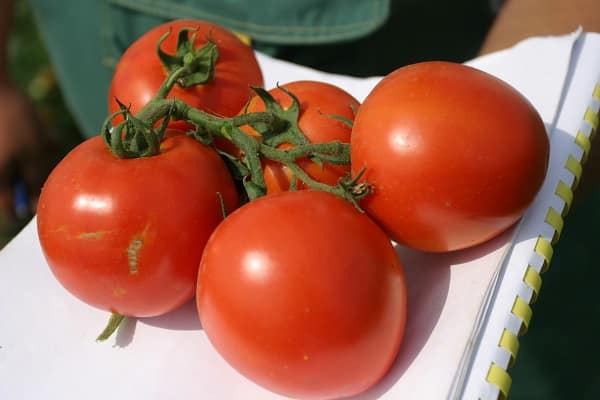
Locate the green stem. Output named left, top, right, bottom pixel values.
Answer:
left=259, top=141, right=350, bottom=164
left=228, top=125, right=267, bottom=200
left=135, top=98, right=181, bottom=126
left=179, top=101, right=283, bottom=130
left=156, top=66, right=190, bottom=99
left=96, top=312, right=126, bottom=342
left=230, top=112, right=284, bottom=129
left=259, top=142, right=353, bottom=197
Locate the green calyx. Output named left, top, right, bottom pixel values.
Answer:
left=101, top=98, right=175, bottom=158
left=246, top=85, right=307, bottom=147
left=157, top=27, right=218, bottom=89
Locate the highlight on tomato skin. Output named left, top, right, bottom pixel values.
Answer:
left=240, top=80, right=360, bottom=194
left=36, top=130, right=239, bottom=318
left=350, top=61, right=550, bottom=253
left=197, top=190, right=407, bottom=400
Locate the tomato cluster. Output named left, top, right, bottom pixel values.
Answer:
left=36, top=19, right=549, bottom=399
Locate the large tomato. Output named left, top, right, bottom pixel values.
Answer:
left=197, top=190, right=407, bottom=399
left=351, top=61, right=549, bottom=252
left=109, top=19, right=264, bottom=127
left=243, top=80, right=359, bottom=193
left=37, top=132, right=238, bottom=317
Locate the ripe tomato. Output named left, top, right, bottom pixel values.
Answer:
left=37, top=132, right=238, bottom=317
left=197, top=190, right=407, bottom=399
left=109, top=19, right=264, bottom=128
left=351, top=61, right=549, bottom=252
left=243, top=80, right=359, bottom=193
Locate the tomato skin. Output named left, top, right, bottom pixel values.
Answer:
left=197, top=190, right=406, bottom=399
left=351, top=61, right=549, bottom=252
left=37, top=132, right=238, bottom=317
left=109, top=19, right=264, bottom=128
left=243, top=80, right=359, bottom=193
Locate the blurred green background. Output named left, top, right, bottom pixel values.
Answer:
left=6, top=1, right=82, bottom=156
left=0, top=0, right=81, bottom=247
left=2, top=0, right=599, bottom=399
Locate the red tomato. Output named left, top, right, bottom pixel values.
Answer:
left=109, top=19, right=264, bottom=128
left=351, top=61, right=549, bottom=252
left=37, top=132, right=238, bottom=317
left=197, top=190, right=407, bottom=399
left=243, top=80, right=359, bottom=193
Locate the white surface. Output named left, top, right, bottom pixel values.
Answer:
left=1, top=31, right=598, bottom=400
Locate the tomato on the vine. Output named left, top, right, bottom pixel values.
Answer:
left=109, top=19, right=264, bottom=128
left=37, top=131, right=238, bottom=317
left=242, top=80, right=359, bottom=193
left=197, top=190, right=407, bottom=399
left=351, top=61, right=549, bottom=252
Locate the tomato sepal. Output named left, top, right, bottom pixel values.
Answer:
left=156, top=27, right=218, bottom=89
left=247, top=85, right=308, bottom=148
left=101, top=98, right=175, bottom=158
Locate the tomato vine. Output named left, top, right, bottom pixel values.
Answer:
left=101, top=25, right=371, bottom=206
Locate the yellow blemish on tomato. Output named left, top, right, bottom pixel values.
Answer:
left=53, top=225, right=69, bottom=233
left=303, top=354, right=309, bottom=361
left=113, top=287, right=127, bottom=297
left=127, top=223, right=151, bottom=275
left=50, top=225, right=70, bottom=238
left=77, top=231, right=109, bottom=239
left=127, top=238, right=143, bottom=275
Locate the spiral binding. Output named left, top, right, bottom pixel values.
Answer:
left=484, top=83, right=600, bottom=400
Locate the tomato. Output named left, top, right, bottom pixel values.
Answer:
left=37, top=132, right=238, bottom=317
left=351, top=61, right=549, bottom=252
left=109, top=19, right=264, bottom=129
left=197, top=190, right=407, bottom=399
left=243, top=80, right=359, bottom=193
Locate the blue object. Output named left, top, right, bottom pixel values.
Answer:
left=13, top=179, right=29, bottom=219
